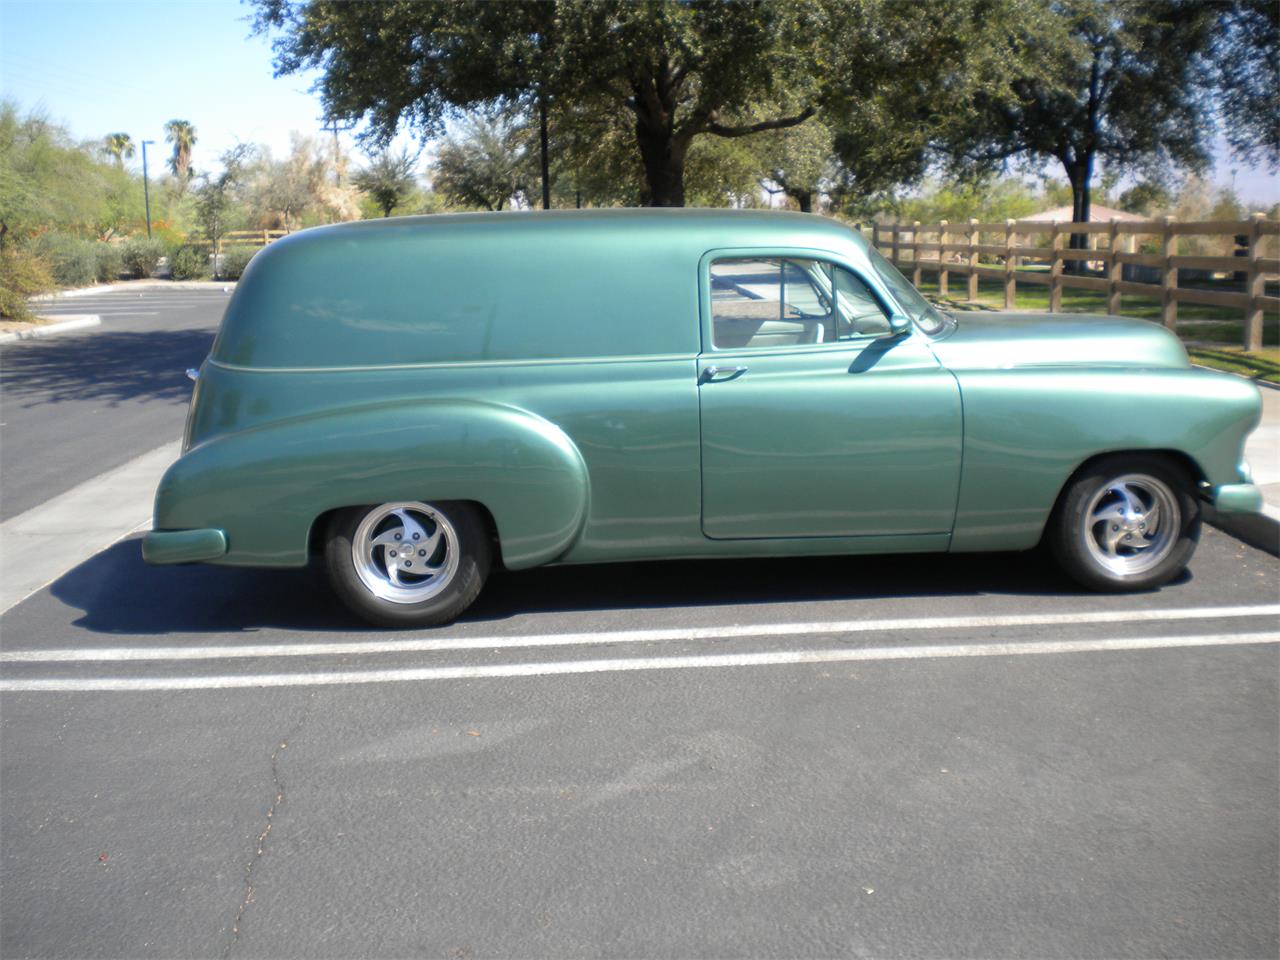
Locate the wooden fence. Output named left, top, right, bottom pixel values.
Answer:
left=870, top=215, right=1280, bottom=351
left=184, top=229, right=289, bottom=252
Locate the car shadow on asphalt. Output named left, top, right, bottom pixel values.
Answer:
left=1, top=329, right=215, bottom=407
left=32, top=536, right=1127, bottom=636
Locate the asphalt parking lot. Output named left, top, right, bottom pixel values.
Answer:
left=1, top=288, right=1277, bottom=959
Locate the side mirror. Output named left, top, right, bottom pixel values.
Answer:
left=884, top=313, right=912, bottom=337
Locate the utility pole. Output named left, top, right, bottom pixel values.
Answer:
left=318, top=116, right=355, bottom=185
left=141, top=139, right=155, bottom=239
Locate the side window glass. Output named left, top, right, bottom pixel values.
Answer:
left=710, top=258, right=832, bottom=349
left=833, top=265, right=892, bottom=338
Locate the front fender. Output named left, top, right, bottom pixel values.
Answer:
left=152, top=399, right=590, bottom=569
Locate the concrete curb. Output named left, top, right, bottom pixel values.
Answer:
left=0, top=315, right=101, bottom=344
left=30, top=280, right=236, bottom=301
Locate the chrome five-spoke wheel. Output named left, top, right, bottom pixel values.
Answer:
left=352, top=502, right=460, bottom=603
left=1082, top=475, right=1179, bottom=576
left=1048, top=454, right=1200, bottom=592
left=325, top=500, right=491, bottom=627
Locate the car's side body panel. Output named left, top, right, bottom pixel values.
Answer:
left=156, top=398, right=591, bottom=569
left=948, top=366, right=1262, bottom=551
left=697, top=337, right=963, bottom=539
left=146, top=209, right=1263, bottom=578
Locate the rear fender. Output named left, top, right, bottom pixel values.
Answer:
left=153, top=400, right=590, bottom=569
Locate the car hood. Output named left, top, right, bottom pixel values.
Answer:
left=928, top=312, right=1190, bottom=371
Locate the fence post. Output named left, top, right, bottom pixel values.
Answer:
left=891, top=224, right=900, bottom=266
left=1245, top=211, right=1265, bottom=351
left=1160, top=216, right=1177, bottom=331
left=1106, top=218, right=1121, bottom=316
left=1003, top=219, right=1016, bottom=310
left=1049, top=222, right=1063, bottom=313
left=872, top=222, right=880, bottom=251
left=967, top=219, right=979, bottom=301
left=912, top=221, right=922, bottom=286
left=938, top=220, right=950, bottom=297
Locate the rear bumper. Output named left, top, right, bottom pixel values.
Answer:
left=142, top=528, right=227, bottom=564
left=1208, top=483, right=1264, bottom=514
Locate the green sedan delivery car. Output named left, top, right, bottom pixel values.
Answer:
left=144, top=209, right=1263, bottom=626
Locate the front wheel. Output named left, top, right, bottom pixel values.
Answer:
left=324, top=500, right=491, bottom=627
left=1047, top=454, right=1200, bottom=592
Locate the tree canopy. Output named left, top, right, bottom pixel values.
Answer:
left=255, top=0, right=1035, bottom=208
left=946, top=0, right=1219, bottom=228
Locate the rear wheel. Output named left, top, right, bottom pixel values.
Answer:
left=1048, top=454, right=1200, bottom=592
left=324, top=500, right=490, bottom=627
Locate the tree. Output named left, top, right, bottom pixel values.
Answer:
left=351, top=148, right=418, bottom=217
left=252, top=134, right=333, bottom=230
left=102, top=132, right=135, bottom=170
left=193, top=145, right=253, bottom=275
left=1212, top=0, right=1279, bottom=171
left=432, top=116, right=535, bottom=211
left=164, top=119, right=198, bottom=188
left=255, top=0, right=822, bottom=207
left=950, top=0, right=1218, bottom=233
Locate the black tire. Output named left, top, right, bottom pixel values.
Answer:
left=324, top=500, right=491, bottom=627
left=1047, top=453, right=1200, bottom=592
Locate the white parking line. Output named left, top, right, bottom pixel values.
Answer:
left=5, top=604, right=1276, bottom=663
left=2, top=631, right=1275, bottom=692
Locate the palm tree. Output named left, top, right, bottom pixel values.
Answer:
left=103, top=132, right=135, bottom=170
left=164, top=119, right=197, bottom=188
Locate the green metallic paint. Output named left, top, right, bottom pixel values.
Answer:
left=155, top=399, right=590, bottom=569
left=946, top=365, right=1261, bottom=552
left=147, top=209, right=1263, bottom=574
left=141, top=528, right=227, bottom=564
left=1212, top=483, right=1265, bottom=514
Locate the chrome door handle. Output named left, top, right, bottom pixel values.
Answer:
left=700, top=364, right=748, bottom=383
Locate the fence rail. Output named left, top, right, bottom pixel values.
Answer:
left=185, top=229, right=290, bottom=251
left=870, top=214, right=1279, bottom=350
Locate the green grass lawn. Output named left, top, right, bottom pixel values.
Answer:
left=913, top=274, right=1280, bottom=383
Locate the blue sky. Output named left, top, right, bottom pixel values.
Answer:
left=2, top=0, right=1277, bottom=206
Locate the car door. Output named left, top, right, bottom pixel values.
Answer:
left=697, top=249, right=962, bottom=540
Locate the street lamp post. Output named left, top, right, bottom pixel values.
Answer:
left=141, top=139, right=155, bottom=239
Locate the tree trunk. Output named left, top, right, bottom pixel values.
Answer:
left=787, top=188, right=813, bottom=213
left=1065, top=151, right=1095, bottom=270
left=539, top=95, right=551, bottom=210
left=634, top=122, right=687, bottom=207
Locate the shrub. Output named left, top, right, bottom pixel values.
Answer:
left=95, top=243, right=124, bottom=283
left=0, top=246, right=55, bottom=320
left=121, top=236, right=167, bottom=278
left=218, top=245, right=257, bottom=280
left=168, top=245, right=208, bottom=281
left=37, top=234, right=98, bottom=287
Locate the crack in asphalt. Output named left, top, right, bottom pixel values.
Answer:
left=222, top=700, right=312, bottom=959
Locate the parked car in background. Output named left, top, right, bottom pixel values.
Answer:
left=144, top=210, right=1263, bottom=626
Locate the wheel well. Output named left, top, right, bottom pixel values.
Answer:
left=307, top=500, right=506, bottom=569
left=1040, top=449, right=1206, bottom=543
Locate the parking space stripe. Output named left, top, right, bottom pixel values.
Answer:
left=3, top=604, right=1277, bottom=663
left=1, top=631, right=1275, bottom=692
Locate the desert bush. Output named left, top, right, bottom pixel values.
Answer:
left=168, top=244, right=208, bottom=281
left=37, top=234, right=98, bottom=287
left=94, top=243, right=124, bottom=282
left=0, top=246, right=55, bottom=320
left=121, top=236, right=167, bottom=278
left=218, top=246, right=257, bottom=280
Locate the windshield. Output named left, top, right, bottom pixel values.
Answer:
left=866, top=245, right=952, bottom=336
